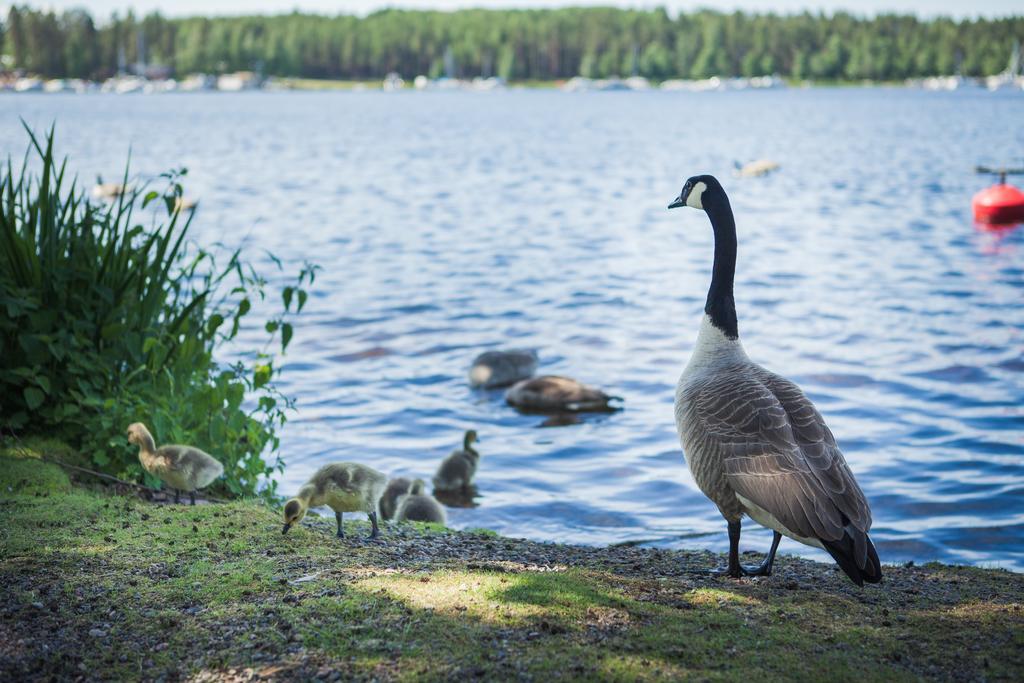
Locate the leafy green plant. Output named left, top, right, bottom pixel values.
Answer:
left=0, top=124, right=316, bottom=498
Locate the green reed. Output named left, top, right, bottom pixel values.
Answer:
left=0, top=124, right=316, bottom=498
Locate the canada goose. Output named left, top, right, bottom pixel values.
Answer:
left=469, top=349, right=538, bottom=388
left=506, top=375, right=621, bottom=413
left=432, top=430, right=480, bottom=492
left=668, top=175, right=881, bottom=586
left=733, top=160, right=780, bottom=178
left=380, top=476, right=414, bottom=520
left=282, top=463, right=387, bottom=539
left=126, top=423, right=223, bottom=505
left=396, top=479, right=447, bottom=525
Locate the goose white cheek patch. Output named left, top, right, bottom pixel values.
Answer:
left=686, top=181, right=707, bottom=209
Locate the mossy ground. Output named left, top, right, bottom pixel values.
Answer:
left=1, top=454, right=1022, bottom=682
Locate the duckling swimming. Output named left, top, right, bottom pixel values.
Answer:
left=380, top=476, right=413, bottom=520
left=282, top=463, right=387, bottom=539
left=126, top=423, right=224, bottom=505
left=396, top=479, right=447, bottom=525
left=505, top=375, right=621, bottom=413
left=433, top=430, right=480, bottom=492
left=468, top=349, right=538, bottom=388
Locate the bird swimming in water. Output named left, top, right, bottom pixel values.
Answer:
left=468, top=349, right=538, bottom=389
left=432, top=430, right=480, bottom=493
left=733, top=159, right=780, bottom=178
left=505, top=375, right=621, bottom=413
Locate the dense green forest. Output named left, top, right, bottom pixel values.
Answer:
left=2, top=5, right=1021, bottom=82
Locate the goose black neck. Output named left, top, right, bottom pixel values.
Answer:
left=704, top=193, right=738, bottom=340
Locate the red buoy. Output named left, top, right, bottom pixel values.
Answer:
left=973, top=182, right=1024, bottom=225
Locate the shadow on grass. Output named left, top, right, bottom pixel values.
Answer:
left=3, top=462, right=1023, bottom=681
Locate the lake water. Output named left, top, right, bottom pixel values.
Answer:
left=4, top=88, right=1023, bottom=571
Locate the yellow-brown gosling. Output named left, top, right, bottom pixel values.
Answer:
left=126, top=422, right=224, bottom=505
left=380, top=476, right=413, bottom=520
left=432, top=430, right=480, bottom=492
left=468, top=349, right=538, bottom=388
left=505, top=375, right=621, bottom=413
left=396, top=479, right=447, bottom=525
left=282, top=463, right=387, bottom=539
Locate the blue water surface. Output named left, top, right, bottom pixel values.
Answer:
left=3, top=87, right=1023, bottom=570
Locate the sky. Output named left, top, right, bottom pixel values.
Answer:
left=16, top=1, right=1024, bottom=20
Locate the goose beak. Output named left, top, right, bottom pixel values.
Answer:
left=282, top=523, right=291, bottom=535
left=668, top=195, right=685, bottom=209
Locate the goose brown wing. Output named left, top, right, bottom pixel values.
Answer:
left=158, top=445, right=224, bottom=478
left=753, top=367, right=872, bottom=532
left=687, top=365, right=869, bottom=542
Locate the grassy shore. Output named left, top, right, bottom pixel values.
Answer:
left=2, top=447, right=1022, bottom=682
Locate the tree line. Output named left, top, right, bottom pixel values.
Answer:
left=2, top=5, right=1021, bottom=82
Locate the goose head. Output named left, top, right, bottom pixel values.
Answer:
left=126, top=422, right=155, bottom=451
left=125, top=423, right=146, bottom=445
left=463, top=429, right=479, bottom=449
left=668, top=174, right=724, bottom=211
left=281, top=498, right=307, bottom=534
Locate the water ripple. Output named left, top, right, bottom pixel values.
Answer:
left=4, top=88, right=1023, bottom=571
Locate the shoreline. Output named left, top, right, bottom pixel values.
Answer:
left=3, top=450, right=1022, bottom=681
left=5, top=75, right=1019, bottom=95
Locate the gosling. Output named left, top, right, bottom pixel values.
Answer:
left=126, top=422, right=223, bottom=505
left=380, top=476, right=414, bottom=520
left=433, top=430, right=480, bottom=492
left=468, top=349, right=538, bottom=388
left=505, top=375, right=621, bottom=413
left=396, top=479, right=447, bottom=525
left=282, top=463, right=387, bottom=539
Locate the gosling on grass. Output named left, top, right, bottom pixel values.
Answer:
left=126, top=423, right=224, bottom=505
left=396, top=479, right=447, bottom=525
left=282, top=463, right=387, bottom=539
left=432, top=430, right=480, bottom=493
left=380, top=476, right=414, bottom=520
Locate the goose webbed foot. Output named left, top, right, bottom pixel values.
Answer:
left=739, top=531, right=783, bottom=577
left=696, top=521, right=780, bottom=579
left=335, top=512, right=345, bottom=539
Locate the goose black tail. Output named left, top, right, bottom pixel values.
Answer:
left=821, top=530, right=882, bottom=587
